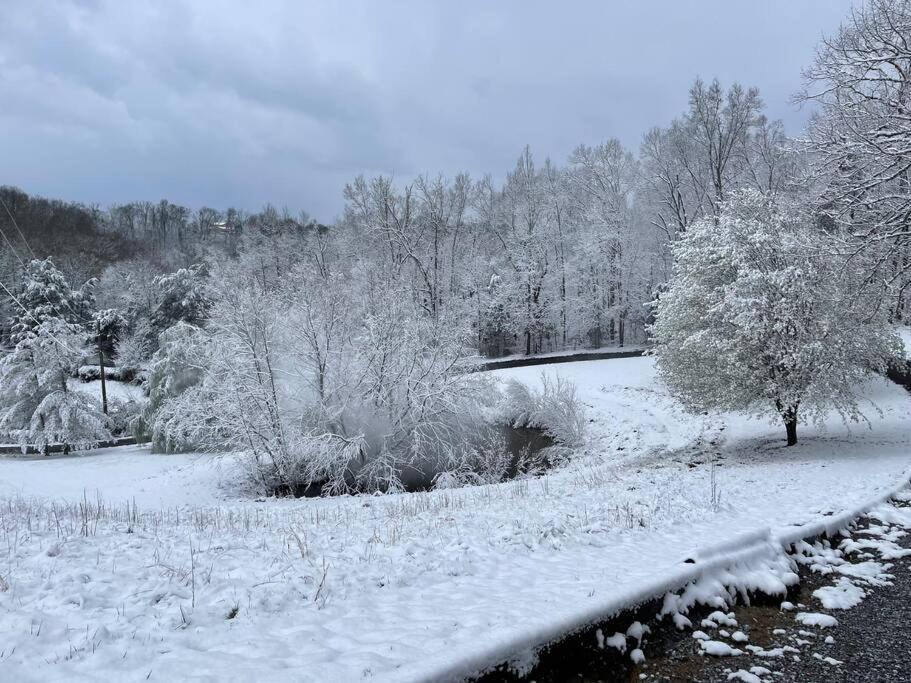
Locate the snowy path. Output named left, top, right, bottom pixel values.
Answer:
left=0, top=357, right=909, bottom=681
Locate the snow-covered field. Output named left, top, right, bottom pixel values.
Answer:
left=69, top=378, right=146, bottom=404
left=0, top=357, right=909, bottom=681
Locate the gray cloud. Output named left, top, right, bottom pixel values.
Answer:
left=0, top=0, right=855, bottom=220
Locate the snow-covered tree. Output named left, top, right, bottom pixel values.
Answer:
left=0, top=259, right=110, bottom=452
left=0, top=318, right=109, bottom=454
left=94, top=259, right=161, bottom=370
left=92, top=308, right=126, bottom=358
left=143, top=321, right=210, bottom=451
left=800, top=0, right=911, bottom=318
left=12, top=258, right=93, bottom=334
left=152, top=264, right=210, bottom=330
left=483, top=148, right=556, bottom=355
left=641, top=79, right=769, bottom=241
left=114, top=320, right=155, bottom=378
left=651, top=190, right=902, bottom=446
left=567, top=140, right=644, bottom=347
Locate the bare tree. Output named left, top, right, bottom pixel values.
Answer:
left=800, top=0, right=911, bottom=317
left=641, top=78, right=766, bottom=241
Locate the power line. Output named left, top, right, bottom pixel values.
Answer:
left=0, top=208, right=93, bottom=325
left=0, top=279, right=82, bottom=357
left=0, top=202, right=89, bottom=353
left=0, top=214, right=27, bottom=266
left=0, top=197, right=106, bottom=409
left=0, top=194, right=37, bottom=259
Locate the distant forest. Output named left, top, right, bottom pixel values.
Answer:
left=0, top=185, right=321, bottom=345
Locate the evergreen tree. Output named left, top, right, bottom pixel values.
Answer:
left=0, top=260, right=109, bottom=453
left=13, top=258, right=94, bottom=334
left=0, top=319, right=110, bottom=454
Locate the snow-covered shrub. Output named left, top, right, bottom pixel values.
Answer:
left=431, top=432, right=527, bottom=488
left=107, top=367, right=134, bottom=382
left=77, top=365, right=103, bottom=381
left=432, top=468, right=484, bottom=490
left=150, top=262, right=505, bottom=495
left=29, top=388, right=110, bottom=454
left=651, top=190, right=903, bottom=446
left=501, top=373, right=587, bottom=447
left=152, top=264, right=210, bottom=330
left=342, top=287, right=503, bottom=491
left=114, top=319, right=156, bottom=380
left=77, top=365, right=132, bottom=382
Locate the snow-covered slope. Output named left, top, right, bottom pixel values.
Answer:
left=0, top=357, right=908, bottom=682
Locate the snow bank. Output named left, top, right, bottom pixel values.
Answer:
left=0, top=357, right=909, bottom=682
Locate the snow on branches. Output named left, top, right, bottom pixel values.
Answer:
left=0, top=312, right=110, bottom=454
left=650, top=190, right=902, bottom=446
left=800, top=0, right=911, bottom=316
left=146, top=261, right=509, bottom=495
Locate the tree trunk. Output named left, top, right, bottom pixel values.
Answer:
left=99, top=347, right=108, bottom=415
left=783, top=407, right=798, bottom=446
left=776, top=400, right=799, bottom=447
left=784, top=417, right=797, bottom=446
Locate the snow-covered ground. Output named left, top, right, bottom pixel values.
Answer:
left=0, top=357, right=909, bottom=681
left=68, top=378, right=146, bottom=404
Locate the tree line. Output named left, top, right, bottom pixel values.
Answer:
left=2, top=72, right=819, bottom=358
left=4, top=0, right=911, bottom=469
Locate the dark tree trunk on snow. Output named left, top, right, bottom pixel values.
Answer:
left=784, top=415, right=797, bottom=447
left=777, top=400, right=799, bottom=447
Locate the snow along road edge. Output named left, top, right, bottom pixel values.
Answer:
left=384, top=468, right=911, bottom=683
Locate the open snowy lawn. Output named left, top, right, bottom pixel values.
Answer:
left=0, top=357, right=909, bottom=682
left=0, top=447, right=237, bottom=507
left=68, top=378, right=146, bottom=404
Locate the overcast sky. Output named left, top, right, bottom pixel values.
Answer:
left=0, top=1, right=856, bottom=221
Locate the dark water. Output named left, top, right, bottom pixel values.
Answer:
left=887, top=360, right=911, bottom=392
left=500, top=425, right=556, bottom=477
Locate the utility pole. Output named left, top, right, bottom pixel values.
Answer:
left=97, top=320, right=108, bottom=415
